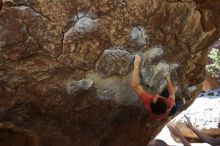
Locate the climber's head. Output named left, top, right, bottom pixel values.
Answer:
left=150, top=96, right=167, bottom=115
left=148, top=139, right=168, bottom=146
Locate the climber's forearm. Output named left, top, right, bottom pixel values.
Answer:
left=131, top=67, right=140, bottom=89
left=131, top=55, right=146, bottom=95
left=166, top=75, right=176, bottom=99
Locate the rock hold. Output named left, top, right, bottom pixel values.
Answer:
left=141, top=57, right=180, bottom=93
left=59, top=14, right=103, bottom=70
left=142, top=47, right=164, bottom=63
left=95, top=48, right=133, bottom=77
left=64, top=13, right=99, bottom=41
left=73, top=13, right=98, bottom=35
left=66, top=79, right=93, bottom=95
left=95, top=89, right=114, bottom=101
left=131, top=26, right=148, bottom=49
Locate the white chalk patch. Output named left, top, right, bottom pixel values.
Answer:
left=187, top=86, right=197, bottom=92
left=155, top=62, right=169, bottom=73
left=86, top=70, right=138, bottom=105
left=66, top=79, right=93, bottom=95
left=73, top=13, right=98, bottom=35
left=12, top=5, right=29, bottom=10
left=131, top=26, right=148, bottom=49
left=64, top=26, right=75, bottom=38
left=149, top=47, right=163, bottom=58
left=169, top=63, right=180, bottom=70
left=96, top=89, right=114, bottom=101
left=78, top=79, right=93, bottom=89
left=143, top=47, right=164, bottom=60
left=102, top=48, right=130, bottom=54
left=131, top=26, right=146, bottom=40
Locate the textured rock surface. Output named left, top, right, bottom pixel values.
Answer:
left=0, top=0, right=220, bottom=146
left=95, top=48, right=133, bottom=77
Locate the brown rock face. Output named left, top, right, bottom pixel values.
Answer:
left=0, top=0, right=220, bottom=146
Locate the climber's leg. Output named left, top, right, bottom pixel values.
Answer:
left=169, top=97, right=185, bottom=116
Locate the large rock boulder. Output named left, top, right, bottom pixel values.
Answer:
left=0, top=0, right=219, bottom=145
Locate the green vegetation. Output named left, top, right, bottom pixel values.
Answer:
left=206, top=48, right=220, bottom=78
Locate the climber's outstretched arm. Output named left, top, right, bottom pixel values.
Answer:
left=166, top=74, right=178, bottom=100
left=131, top=55, right=144, bottom=93
left=131, top=55, right=152, bottom=103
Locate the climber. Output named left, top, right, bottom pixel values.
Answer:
left=131, top=54, right=183, bottom=120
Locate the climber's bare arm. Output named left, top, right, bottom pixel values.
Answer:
left=131, top=55, right=153, bottom=103
left=166, top=74, right=178, bottom=100
left=131, top=70, right=145, bottom=96
left=131, top=55, right=145, bottom=95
